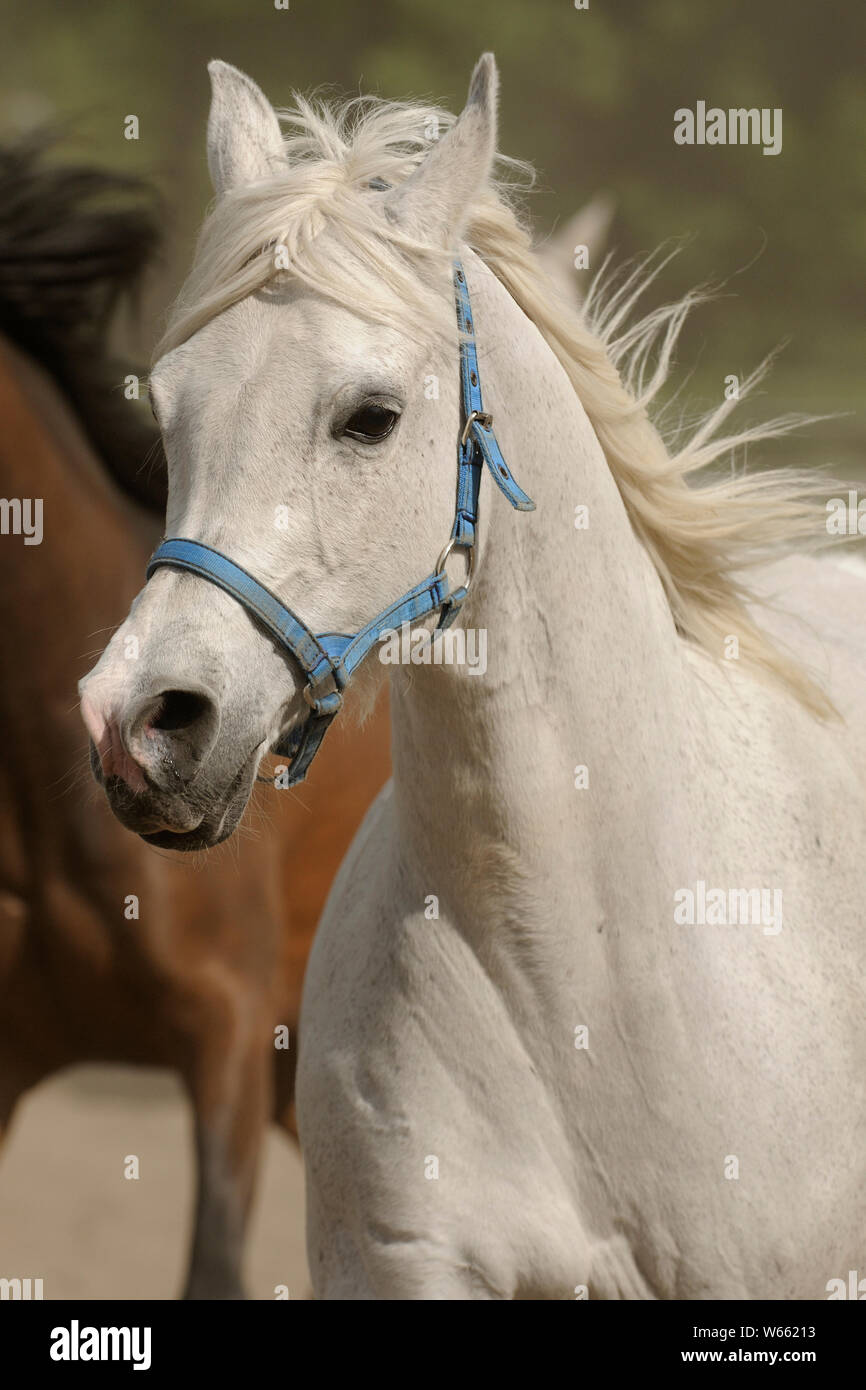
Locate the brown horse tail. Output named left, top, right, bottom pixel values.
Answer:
left=0, top=129, right=167, bottom=512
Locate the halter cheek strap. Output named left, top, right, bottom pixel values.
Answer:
left=145, top=260, right=535, bottom=786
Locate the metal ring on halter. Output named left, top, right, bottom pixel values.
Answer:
left=460, top=410, right=493, bottom=448
left=435, top=535, right=476, bottom=591
left=302, top=669, right=342, bottom=711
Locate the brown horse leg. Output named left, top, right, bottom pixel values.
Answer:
left=272, top=1026, right=299, bottom=1141
left=181, top=1023, right=273, bottom=1301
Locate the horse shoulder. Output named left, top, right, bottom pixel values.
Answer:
left=298, top=785, right=622, bottom=1298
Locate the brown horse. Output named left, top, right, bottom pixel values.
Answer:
left=0, top=137, right=389, bottom=1298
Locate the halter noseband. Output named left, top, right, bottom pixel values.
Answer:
left=145, top=260, right=535, bottom=786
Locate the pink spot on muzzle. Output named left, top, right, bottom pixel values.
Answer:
left=80, top=693, right=148, bottom=793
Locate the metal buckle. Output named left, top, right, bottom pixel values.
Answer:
left=460, top=410, right=493, bottom=448
left=303, top=669, right=342, bottom=711
left=435, top=535, right=476, bottom=592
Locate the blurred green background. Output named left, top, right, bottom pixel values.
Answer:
left=1, top=0, right=862, bottom=476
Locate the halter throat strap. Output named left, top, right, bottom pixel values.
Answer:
left=145, top=259, right=534, bottom=786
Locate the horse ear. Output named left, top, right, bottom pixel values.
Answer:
left=206, top=60, right=286, bottom=197
left=385, top=53, right=499, bottom=245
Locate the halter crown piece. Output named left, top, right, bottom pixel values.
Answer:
left=146, top=259, right=535, bottom=786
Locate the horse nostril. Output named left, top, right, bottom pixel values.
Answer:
left=149, top=690, right=213, bottom=734
left=119, top=683, right=221, bottom=785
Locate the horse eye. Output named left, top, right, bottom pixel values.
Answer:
left=342, top=403, right=398, bottom=442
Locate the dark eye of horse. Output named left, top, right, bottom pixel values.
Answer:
left=342, top=404, right=398, bottom=442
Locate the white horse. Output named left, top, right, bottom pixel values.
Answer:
left=80, top=54, right=866, bottom=1299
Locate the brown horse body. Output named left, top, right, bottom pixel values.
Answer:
left=0, top=145, right=389, bottom=1297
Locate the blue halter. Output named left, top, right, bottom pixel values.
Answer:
left=145, top=260, right=535, bottom=786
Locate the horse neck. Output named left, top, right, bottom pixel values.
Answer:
left=389, top=254, right=696, bottom=904
left=0, top=336, right=154, bottom=538
left=0, top=337, right=155, bottom=797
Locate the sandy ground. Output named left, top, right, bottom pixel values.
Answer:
left=0, top=1065, right=310, bottom=1300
